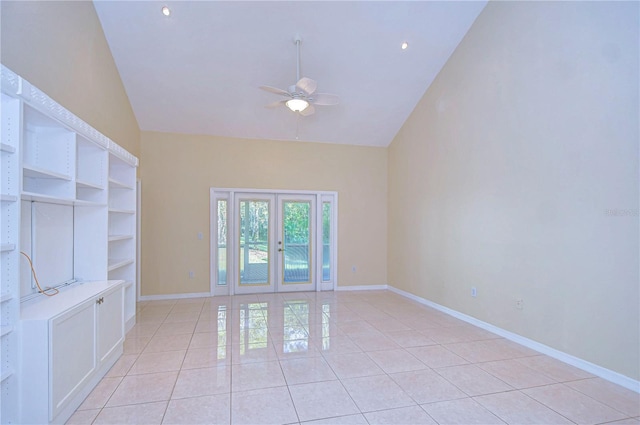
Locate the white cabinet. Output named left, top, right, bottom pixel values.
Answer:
left=21, top=281, right=124, bottom=425
left=97, top=284, right=124, bottom=363
left=51, top=299, right=97, bottom=419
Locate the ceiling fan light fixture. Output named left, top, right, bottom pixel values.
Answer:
left=161, top=6, right=171, bottom=16
left=286, top=98, right=309, bottom=112
left=401, top=41, right=409, bottom=50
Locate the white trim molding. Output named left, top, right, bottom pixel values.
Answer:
left=388, top=285, right=640, bottom=394
left=336, top=284, right=388, bottom=292
left=1, top=64, right=138, bottom=166
left=138, top=292, right=211, bottom=302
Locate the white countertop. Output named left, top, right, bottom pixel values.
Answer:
left=21, top=280, right=124, bottom=321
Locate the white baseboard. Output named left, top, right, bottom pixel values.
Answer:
left=336, top=284, right=388, bottom=292
left=138, top=291, right=211, bottom=301
left=125, top=315, right=136, bottom=333
left=140, top=285, right=388, bottom=299
left=388, top=285, right=640, bottom=394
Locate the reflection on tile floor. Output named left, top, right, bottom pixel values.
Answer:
left=68, top=290, right=640, bottom=424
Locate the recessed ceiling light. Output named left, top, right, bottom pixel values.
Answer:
left=161, top=6, right=171, bottom=16
left=401, top=41, right=409, bottom=50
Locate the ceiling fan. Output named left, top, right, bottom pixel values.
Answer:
left=260, top=36, right=339, bottom=116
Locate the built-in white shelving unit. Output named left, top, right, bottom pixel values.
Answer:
left=1, top=64, right=139, bottom=424
left=107, top=153, right=137, bottom=326
left=1, top=86, right=21, bottom=424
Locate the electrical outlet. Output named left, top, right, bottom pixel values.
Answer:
left=471, top=287, right=477, bottom=297
left=516, top=299, right=524, bottom=310
left=189, top=271, right=194, bottom=279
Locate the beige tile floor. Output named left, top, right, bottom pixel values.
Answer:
left=67, top=290, right=640, bottom=425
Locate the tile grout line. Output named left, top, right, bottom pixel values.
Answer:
left=227, top=301, right=234, bottom=425
left=160, top=304, right=197, bottom=425
left=317, top=346, right=370, bottom=423
left=509, top=388, right=579, bottom=425
left=276, top=351, right=301, bottom=424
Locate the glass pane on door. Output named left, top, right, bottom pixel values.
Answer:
left=282, top=201, right=311, bottom=284
left=217, top=200, right=227, bottom=286
left=239, top=200, right=270, bottom=286
left=322, top=201, right=331, bottom=282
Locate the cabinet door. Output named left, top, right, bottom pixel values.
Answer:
left=97, top=286, right=124, bottom=364
left=50, top=300, right=97, bottom=420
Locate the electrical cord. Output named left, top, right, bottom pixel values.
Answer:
left=20, top=251, right=59, bottom=297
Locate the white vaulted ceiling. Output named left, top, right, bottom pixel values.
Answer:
left=93, top=1, right=486, bottom=147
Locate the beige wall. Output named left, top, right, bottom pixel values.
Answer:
left=389, top=1, right=639, bottom=380
left=140, top=131, right=387, bottom=296
left=0, top=1, right=140, bottom=156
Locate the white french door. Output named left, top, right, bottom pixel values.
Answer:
left=235, top=194, right=276, bottom=294
left=211, top=190, right=333, bottom=295
left=276, top=194, right=316, bottom=292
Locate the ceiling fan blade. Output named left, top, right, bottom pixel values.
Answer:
left=296, top=77, right=317, bottom=96
left=310, top=93, right=339, bottom=106
left=259, top=85, right=291, bottom=97
left=300, top=104, right=315, bottom=116
left=265, top=100, right=287, bottom=108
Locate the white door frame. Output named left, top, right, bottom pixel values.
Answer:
left=136, top=179, right=141, bottom=303
left=210, top=188, right=337, bottom=296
